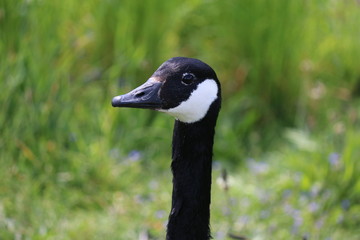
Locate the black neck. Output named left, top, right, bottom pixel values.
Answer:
left=166, top=102, right=220, bottom=240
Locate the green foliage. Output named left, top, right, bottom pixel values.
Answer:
left=1, top=0, right=360, bottom=239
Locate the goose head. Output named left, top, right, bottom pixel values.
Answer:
left=112, top=57, right=221, bottom=123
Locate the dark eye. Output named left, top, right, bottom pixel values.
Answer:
left=181, top=73, right=195, bottom=85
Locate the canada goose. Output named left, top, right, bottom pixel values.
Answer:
left=112, top=57, right=221, bottom=240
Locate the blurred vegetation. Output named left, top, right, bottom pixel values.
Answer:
left=1, top=0, right=360, bottom=239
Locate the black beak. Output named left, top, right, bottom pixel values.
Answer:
left=112, top=79, right=162, bottom=109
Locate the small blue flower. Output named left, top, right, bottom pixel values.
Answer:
left=328, top=153, right=340, bottom=169
left=308, top=201, right=320, bottom=213
left=128, top=150, right=142, bottom=162
left=215, top=230, right=226, bottom=240
left=155, top=210, right=166, bottom=219
left=247, top=159, right=269, bottom=175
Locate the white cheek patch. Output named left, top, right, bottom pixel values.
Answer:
left=160, top=79, right=218, bottom=123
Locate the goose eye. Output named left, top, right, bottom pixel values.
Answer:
left=181, top=73, right=195, bottom=85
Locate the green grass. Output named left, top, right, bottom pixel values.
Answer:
left=1, top=0, right=360, bottom=239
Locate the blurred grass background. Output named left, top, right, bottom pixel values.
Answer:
left=1, top=0, right=360, bottom=239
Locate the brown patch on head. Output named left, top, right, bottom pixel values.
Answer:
left=149, top=76, right=163, bottom=82
left=151, top=59, right=183, bottom=83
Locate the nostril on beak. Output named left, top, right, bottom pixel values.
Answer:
left=134, top=92, right=145, bottom=98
